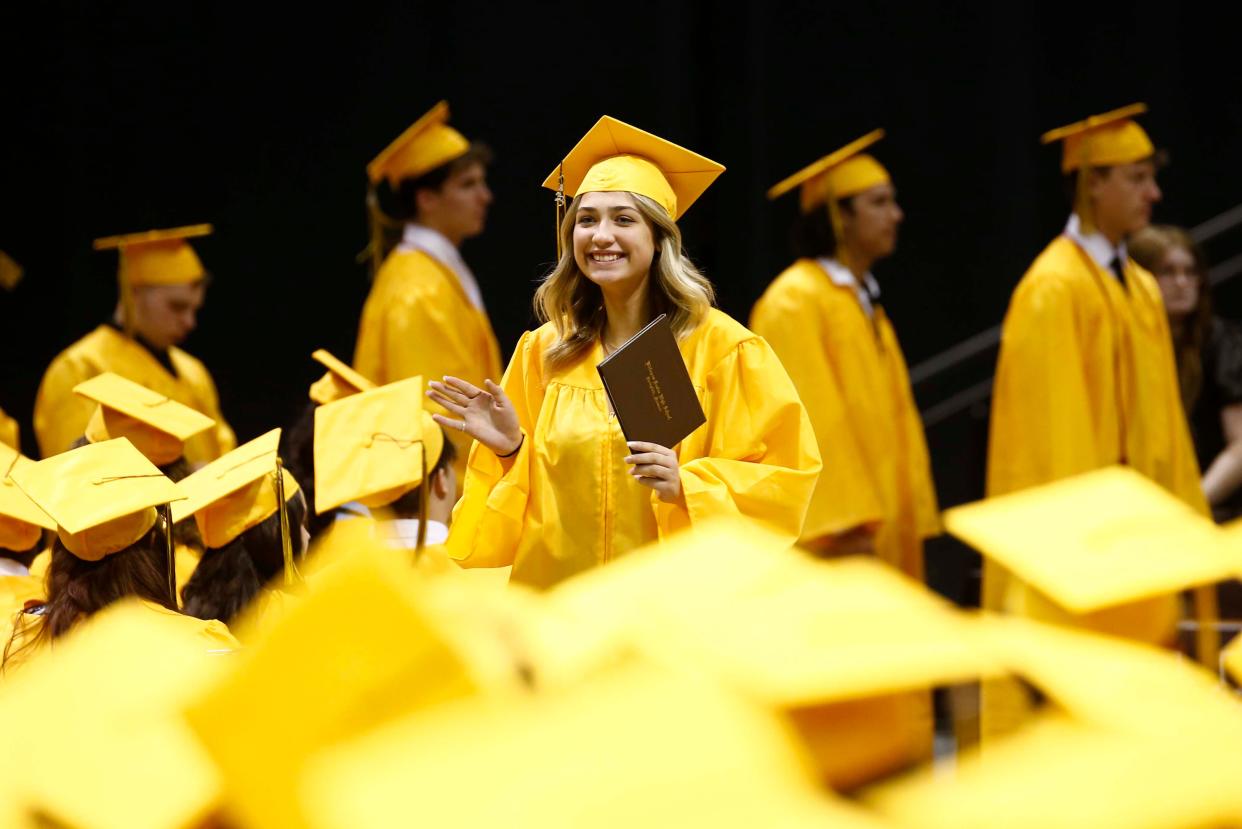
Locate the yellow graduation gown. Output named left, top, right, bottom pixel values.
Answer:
left=982, top=233, right=1206, bottom=736
left=750, top=259, right=939, bottom=578
left=2, top=599, right=237, bottom=672
left=447, top=309, right=822, bottom=589
left=33, top=326, right=236, bottom=463
left=353, top=249, right=503, bottom=483
left=0, top=407, right=17, bottom=450
left=987, top=236, right=1204, bottom=509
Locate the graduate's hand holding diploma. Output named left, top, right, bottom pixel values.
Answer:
left=624, top=441, right=683, bottom=504
left=428, top=376, right=523, bottom=456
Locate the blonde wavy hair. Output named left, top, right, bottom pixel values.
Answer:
left=533, top=192, right=715, bottom=372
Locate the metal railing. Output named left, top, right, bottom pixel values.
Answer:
left=913, top=204, right=1242, bottom=428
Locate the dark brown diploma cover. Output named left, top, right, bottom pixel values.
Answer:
left=596, top=314, right=706, bottom=448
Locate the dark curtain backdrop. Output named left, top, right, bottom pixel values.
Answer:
left=3, top=2, right=1240, bottom=595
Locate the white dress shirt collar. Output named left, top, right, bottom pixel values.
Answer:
left=0, top=557, right=29, bottom=577
left=378, top=519, right=450, bottom=549
left=818, top=257, right=881, bottom=319
left=1064, top=213, right=1128, bottom=272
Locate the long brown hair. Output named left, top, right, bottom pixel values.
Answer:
left=1129, top=225, right=1213, bottom=411
left=180, top=490, right=308, bottom=625
left=3, top=523, right=175, bottom=670
left=533, top=192, right=715, bottom=373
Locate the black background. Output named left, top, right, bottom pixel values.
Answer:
left=3, top=2, right=1240, bottom=596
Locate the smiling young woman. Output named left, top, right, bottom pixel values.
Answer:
left=428, top=116, right=822, bottom=589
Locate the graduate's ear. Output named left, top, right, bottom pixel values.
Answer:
left=431, top=466, right=451, bottom=500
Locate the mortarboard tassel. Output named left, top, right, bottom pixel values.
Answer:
left=119, top=249, right=137, bottom=338
left=275, top=457, right=302, bottom=587
left=415, top=442, right=428, bottom=559
left=555, top=163, right=566, bottom=261
left=359, top=183, right=403, bottom=279
left=824, top=184, right=850, bottom=277
left=162, top=503, right=176, bottom=606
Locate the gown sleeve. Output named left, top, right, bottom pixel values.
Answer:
left=751, top=288, right=884, bottom=540
left=33, top=350, right=96, bottom=459
left=987, top=275, right=1099, bottom=496
left=653, top=336, right=823, bottom=544
left=446, top=331, right=542, bottom=568
left=380, top=290, right=458, bottom=384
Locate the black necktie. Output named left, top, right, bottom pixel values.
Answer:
left=1108, top=256, right=1125, bottom=283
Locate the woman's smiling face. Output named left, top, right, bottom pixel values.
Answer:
left=572, top=190, right=656, bottom=291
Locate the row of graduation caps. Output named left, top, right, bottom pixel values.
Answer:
left=65, top=100, right=1156, bottom=307
left=1, top=459, right=1242, bottom=827
left=0, top=306, right=1240, bottom=823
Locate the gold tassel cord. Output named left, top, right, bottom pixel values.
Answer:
left=366, top=432, right=419, bottom=449
left=162, top=503, right=176, bottom=606
left=119, top=252, right=137, bottom=338
left=554, top=163, right=566, bottom=261
left=275, top=456, right=301, bottom=587
left=415, top=443, right=428, bottom=560
left=359, top=183, right=405, bottom=278
left=825, top=188, right=849, bottom=276
left=1076, top=132, right=1095, bottom=234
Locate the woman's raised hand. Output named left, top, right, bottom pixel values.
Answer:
left=428, top=376, right=522, bottom=456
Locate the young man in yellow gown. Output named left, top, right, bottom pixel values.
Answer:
left=983, top=104, right=1206, bottom=736
left=353, top=101, right=502, bottom=483
left=751, top=130, right=938, bottom=580
left=32, top=225, right=235, bottom=464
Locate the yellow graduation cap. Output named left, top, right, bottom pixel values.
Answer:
left=308, top=349, right=376, bottom=405
left=171, top=428, right=300, bottom=551
left=1041, top=104, right=1156, bottom=233
left=768, top=129, right=890, bottom=213
left=93, top=223, right=212, bottom=287
left=302, top=662, right=877, bottom=829
left=547, top=520, right=1000, bottom=699
left=75, top=372, right=216, bottom=467
left=313, top=377, right=439, bottom=515
left=543, top=520, right=1002, bottom=789
left=974, top=615, right=1242, bottom=741
left=184, top=547, right=503, bottom=829
left=945, top=466, right=1239, bottom=615
left=863, top=713, right=1242, bottom=829
left=367, top=100, right=470, bottom=186
left=1041, top=102, right=1155, bottom=172
left=8, top=438, right=183, bottom=561
left=0, top=598, right=233, bottom=829
left=0, top=444, right=54, bottom=552
left=541, top=115, right=725, bottom=221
